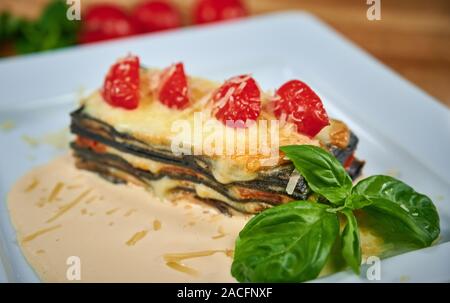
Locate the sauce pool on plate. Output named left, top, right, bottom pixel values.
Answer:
left=7, top=154, right=249, bottom=282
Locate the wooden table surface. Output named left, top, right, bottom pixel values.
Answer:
left=2, top=0, right=449, bottom=107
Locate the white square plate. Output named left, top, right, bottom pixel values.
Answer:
left=0, top=12, right=449, bottom=283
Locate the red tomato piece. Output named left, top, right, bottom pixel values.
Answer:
left=212, top=75, right=261, bottom=126
left=101, top=55, right=140, bottom=110
left=131, top=1, right=182, bottom=33
left=79, top=4, right=138, bottom=43
left=158, top=62, right=189, bottom=110
left=193, top=0, right=247, bottom=24
left=274, top=80, right=329, bottom=137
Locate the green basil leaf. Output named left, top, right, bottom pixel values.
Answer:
left=280, top=145, right=352, bottom=205
left=340, top=209, right=361, bottom=274
left=351, top=175, right=440, bottom=247
left=345, top=193, right=373, bottom=210
left=231, top=201, right=339, bottom=282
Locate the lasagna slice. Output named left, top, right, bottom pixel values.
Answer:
left=70, top=55, right=364, bottom=215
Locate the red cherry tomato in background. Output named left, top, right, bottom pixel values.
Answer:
left=158, top=62, right=190, bottom=110
left=79, top=4, right=138, bottom=44
left=273, top=80, right=329, bottom=137
left=194, top=0, right=247, bottom=24
left=131, top=1, right=182, bottom=33
left=212, top=75, right=261, bottom=126
left=102, top=55, right=141, bottom=110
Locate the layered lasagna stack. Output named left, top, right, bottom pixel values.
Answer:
left=70, top=56, right=364, bottom=215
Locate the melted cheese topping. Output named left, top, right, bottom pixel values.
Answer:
left=84, top=71, right=317, bottom=145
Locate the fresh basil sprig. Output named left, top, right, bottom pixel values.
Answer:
left=280, top=145, right=352, bottom=205
left=231, top=145, right=440, bottom=282
left=231, top=201, right=339, bottom=282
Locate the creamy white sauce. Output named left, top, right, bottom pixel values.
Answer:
left=8, top=155, right=250, bottom=282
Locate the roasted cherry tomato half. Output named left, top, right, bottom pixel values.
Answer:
left=193, top=0, right=247, bottom=24
left=158, top=62, right=190, bottom=110
left=131, top=1, right=182, bottom=33
left=79, top=4, right=138, bottom=43
left=102, top=55, right=140, bottom=110
left=273, top=80, right=329, bottom=137
left=212, top=75, right=261, bottom=127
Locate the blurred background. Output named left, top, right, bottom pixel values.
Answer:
left=0, top=0, right=449, bottom=106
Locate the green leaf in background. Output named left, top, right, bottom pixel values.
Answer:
left=13, top=0, right=80, bottom=54
left=280, top=145, right=353, bottom=205
left=351, top=175, right=440, bottom=248
left=0, top=12, right=24, bottom=42
left=340, top=209, right=361, bottom=274
left=231, top=201, right=339, bottom=282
